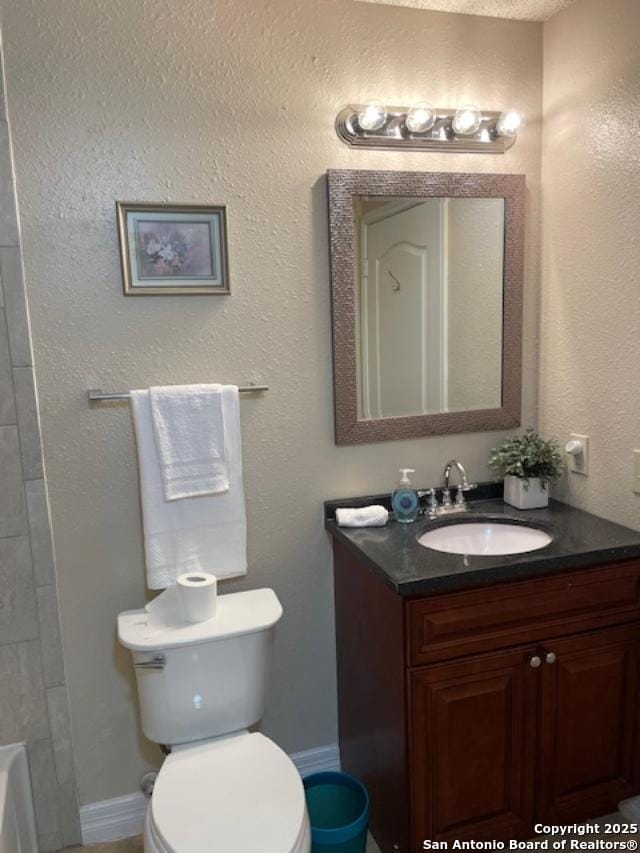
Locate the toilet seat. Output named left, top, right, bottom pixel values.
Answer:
left=145, top=732, right=311, bottom=853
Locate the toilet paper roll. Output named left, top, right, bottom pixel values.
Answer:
left=176, top=572, right=217, bottom=623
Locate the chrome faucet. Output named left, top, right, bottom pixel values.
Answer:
left=441, top=460, right=477, bottom=512
left=421, top=460, right=478, bottom=517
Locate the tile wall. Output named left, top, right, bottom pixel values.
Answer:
left=0, top=43, right=80, bottom=851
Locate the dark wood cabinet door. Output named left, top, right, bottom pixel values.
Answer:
left=410, top=646, right=538, bottom=844
left=537, top=624, right=640, bottom=825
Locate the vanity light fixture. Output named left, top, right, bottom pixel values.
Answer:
left=336, top=102, right=525, bottom=153
left=405, top=102, right=436, bottom=134
left=452, top=104, right=482, bottom=136
left=357, top=101, right=387, bottom=131
left=496, top=108, right=526, bottom=138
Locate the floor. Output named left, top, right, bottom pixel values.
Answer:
left=59, top=833, right=382, bottom=852
left=59, top=816, right=631, bottom=852
left=59, top=840, right=143, bottom=853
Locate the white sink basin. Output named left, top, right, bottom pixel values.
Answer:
left=418, top=520, right=552, bottom=556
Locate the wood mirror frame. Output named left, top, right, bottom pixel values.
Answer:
left=327, top=169, right=525, bottom=445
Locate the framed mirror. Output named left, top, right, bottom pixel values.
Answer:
left=327, top=169, right=525, bottom=445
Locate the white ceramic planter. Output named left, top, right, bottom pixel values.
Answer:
left=503, top=475, right=549, bottom=510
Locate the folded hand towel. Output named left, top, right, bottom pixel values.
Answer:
left=150, top=384, right=229, bottom=501
left=335, top=505, right=389, bottom=528
left=131, top=386, right=247, bottom=589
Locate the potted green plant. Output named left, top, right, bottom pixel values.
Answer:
left=488, top=428, right=564, bottom=509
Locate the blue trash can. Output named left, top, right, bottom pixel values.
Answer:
left=303, top=771, right=369, bottom=853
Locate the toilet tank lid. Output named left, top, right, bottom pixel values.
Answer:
left=117, top=588, right=283, bottom=651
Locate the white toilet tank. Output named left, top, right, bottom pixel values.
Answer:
left=118, top=588, right=283, bottom=746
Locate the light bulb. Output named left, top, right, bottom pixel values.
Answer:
left=496, top=109, right=525, bottom=138
left=405, top=102, right=436, bottom=134
left=452, top=104, right=482, bottom=136
left=357, top=101, right=387, bottom=132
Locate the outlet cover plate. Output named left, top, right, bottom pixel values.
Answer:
left=633, top=450, right=640, bottom=495
left=568, top=433, right=589, bottom=475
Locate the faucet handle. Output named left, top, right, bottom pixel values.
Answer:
left=418, top=488, right=440, bottom=515
left=461, top=482, right=478, bottom=492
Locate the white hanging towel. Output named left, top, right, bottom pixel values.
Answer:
left=149, top=383, right=229, bottom=501
left=130, top=386, right=247, bottom=589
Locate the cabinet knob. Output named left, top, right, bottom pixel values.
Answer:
left=529, top=655, right=542, bottom=668
left=545, top=651, right=557, bottom=664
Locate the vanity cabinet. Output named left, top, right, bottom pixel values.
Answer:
left=332, top=541, right=640, bottom=853
left=536, top=626, right=639, bottom=824
left=410, top=645, right=537, bottom=843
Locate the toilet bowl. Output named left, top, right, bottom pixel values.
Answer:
left=143, top=733, right=310, bottom=853
left=117, top=588, right=311, bottom=853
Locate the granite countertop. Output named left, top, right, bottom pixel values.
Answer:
left=324, top=489, right=640, bottom=597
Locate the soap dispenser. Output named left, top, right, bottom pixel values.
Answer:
left=392, top=468, right=419, bottom=523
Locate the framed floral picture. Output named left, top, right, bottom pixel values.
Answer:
left=116, top=202, right=230, bottom=295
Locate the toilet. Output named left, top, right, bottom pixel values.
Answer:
left=118, top=587, right=311, bottom=853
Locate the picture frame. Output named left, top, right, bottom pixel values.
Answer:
left=116, top=202, right=230, bottom=295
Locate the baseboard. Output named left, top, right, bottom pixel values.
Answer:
left=80, top=791, right=148, bottom=845
left=290, top=742, right=341, bottom=777
left=80, top=742, right=340, bottom=844
left=619, top=796, right=640, bottom=821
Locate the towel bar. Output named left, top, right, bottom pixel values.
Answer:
left=88, top=385, right=268, bottom=404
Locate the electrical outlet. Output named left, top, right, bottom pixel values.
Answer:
left=633, top=450, right=640, bottom=495
left=566, top=433, right=589, bottom=475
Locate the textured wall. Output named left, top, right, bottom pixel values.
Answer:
left=0, top=42, right=80, bottom=852
left=539, top=0, right=640, bottom=527
left=0, top=0, right=542, bottom=805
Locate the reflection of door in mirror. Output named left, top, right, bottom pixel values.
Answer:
left=358, top=198, right=445, bottom=419
left=355, top=196, right=504, bottom=421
